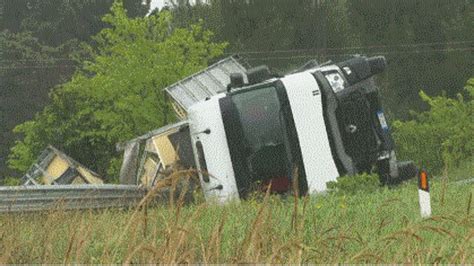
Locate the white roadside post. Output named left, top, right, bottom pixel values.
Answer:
left=418, top=169, right=431, bottom=218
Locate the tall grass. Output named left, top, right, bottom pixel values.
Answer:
left=1, top=175, right=472, bottom=263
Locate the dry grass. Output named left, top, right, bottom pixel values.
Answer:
left=0, top=173, right=473, bottom=264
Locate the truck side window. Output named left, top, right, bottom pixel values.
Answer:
left=195, top=141, right=209, bottom=182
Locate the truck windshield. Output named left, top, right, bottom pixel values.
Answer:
left=232, top=86, right=284, bottom=154
left=221, top=85, right=294, bottom=196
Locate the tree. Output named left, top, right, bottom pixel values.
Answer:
left=8, top=1, right=226, bottom=182
left=169, top=0, right=473, bottom=118
left=347, top=0, right=473, bottom=118
left=393, top=78, right=474, bottom=173
left=0, top=30, right=72, bottom=180
left=1, top=0, right=150, bottom=43
left=0, top=0, right=150, bottom=180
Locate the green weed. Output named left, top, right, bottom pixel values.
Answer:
left=1, top=173, right=472, bottom=264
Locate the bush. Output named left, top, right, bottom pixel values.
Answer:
left=2, top=176, right=21, bottom=186
left=7, top=2, right=226, bottom=181
left=326, top=173, right=381, bottom=195
left=392, top=78, right=473, bottom=174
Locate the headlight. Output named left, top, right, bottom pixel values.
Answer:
left=324, top=72, right=345, bottom=93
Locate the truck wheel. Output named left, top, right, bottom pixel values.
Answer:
left=377, top=158, right=392, bottom=185
left=397, top=161, right=418, bottom=182
left=377, top=159, right=417, bottom=185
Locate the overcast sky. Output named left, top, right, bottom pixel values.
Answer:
left=149, top=0, right=167, bottom=10
left=149, top=0, right=202, bottom=12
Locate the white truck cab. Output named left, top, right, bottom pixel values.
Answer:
left=119, top=55, right=417, bottom=203
left=188, top=72, right=340, bottom=202
left=185, top=56, right=416, bottom=202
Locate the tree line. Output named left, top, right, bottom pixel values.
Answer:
left=170, top=0, right=472, bottom=116
left=1, top=0, right=472, bottom=182
left=1, top=0, right=150, bottom=179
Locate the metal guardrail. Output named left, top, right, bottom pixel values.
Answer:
left=3, top=177, right=469, bottom=213
left=0, top=184, right=147, bottom=213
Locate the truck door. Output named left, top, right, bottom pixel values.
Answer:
left=281, top=72, right=340, bottom=193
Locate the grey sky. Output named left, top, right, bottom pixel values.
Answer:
left=149, top=0, right=203, bottom=12
left=149, top=0, right=167, bottom=10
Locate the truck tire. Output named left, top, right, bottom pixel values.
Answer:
left=378, top=159, right=417, bottom=185
left=397, top=161, right=418, bottom=182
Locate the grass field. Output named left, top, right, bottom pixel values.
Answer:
left=1, top=176, right=473, bottom=264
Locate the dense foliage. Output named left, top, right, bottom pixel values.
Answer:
left=393, top=78, right=474, bottom=173
left=0, top=0, right=150, bottom=179
left=7, top=1, right=226, bottom=181
left=1, top=178, right=472, bottom=263
left=1, top=0, right=472, bottom=181
left=170, top=0, right=473, bottom=118
left=326, top=173, right=381, bottom=195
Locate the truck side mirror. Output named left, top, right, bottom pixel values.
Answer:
left=228, top=73, right=245, bottom=91
left=337, top=55, right=387, bottom=85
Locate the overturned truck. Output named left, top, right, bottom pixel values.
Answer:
left=119, top=55, right=417, bottom=203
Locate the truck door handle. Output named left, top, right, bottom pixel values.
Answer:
left=208, top=184, right=223, bottom=191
